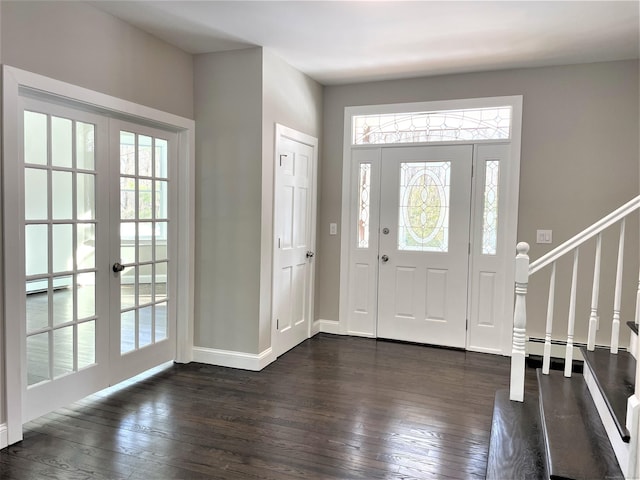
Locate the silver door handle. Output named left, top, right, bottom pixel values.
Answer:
left=306, top=251, right=315, bottom=259
left=112, top=262, right=125, bottom=273
left=381, top=255, right=389, bottom=263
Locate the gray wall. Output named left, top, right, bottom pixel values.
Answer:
left=193, top=48, right=323, bottom=355
left=193, top=48, right=263, bottom=354
left=260, top=49, right=323, bottom=352
left=319, top=60, right=639, bottom=347
left=1, top=1, right=194, bottom=119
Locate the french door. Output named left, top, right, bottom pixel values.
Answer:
left=377, top=146, right=472, bottom=347
left=20, top=98, right=177, bottom=422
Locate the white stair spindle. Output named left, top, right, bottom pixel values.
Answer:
left=587, top=233, right=602, bottom=351
left=564, top=248, right=579, bottom=378
left=510, top=242, right=529, bottom=402
left=611, top=219, right=626, bottom=354
left=542, top=261, right=556, bottom=375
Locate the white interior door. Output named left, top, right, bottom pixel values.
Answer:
left=377, top=145, right=473, bottom=348
left=21, top=98, right=110, bottom=421
left=272, top=126, right=317, bottom=357
left=109, top=120, right=178, bottom=384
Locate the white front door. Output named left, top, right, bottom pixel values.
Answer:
left=377, top=146, right=473, bottom=347
left=272, top=126, right=317, bottom=357
left=19, top=99, right=178, bottom=422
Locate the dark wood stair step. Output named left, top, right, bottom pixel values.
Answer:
left=580, top=347, right=634, bottom=442
left=486, top=389, right=546, bottom=480
left=537, top=369, right=624, bottom=479
left=627, top=321, right=638, bottom=336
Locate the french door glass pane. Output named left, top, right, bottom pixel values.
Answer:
left=27, top=332, right=50, bottom=386
left=25, top=225, right=48, bottom=276
left=26, top=280, right=49, bottom=332
left=24, top=111, right=47, bottom=165
left=139, top=135, right=153, bottom=177
left=51, top=116, right=72, bottom=168
left=77, top=173, right=95, bottom=220
left=76, top=122, right=95, bottom=170
left=77, top=223, right=96, bottom=270
left=52, top=276, right=73, bottom=326
left=77, top=272, right=96, bottom=319
left=52, top=224, right=73, bottom=273
left=25, top=168, right=48, bottom=220
left=53, top=326, right=74, bottom=378
left=121, top=310, right=136, bottom=354
left=77, top=320, right=96, bottom=369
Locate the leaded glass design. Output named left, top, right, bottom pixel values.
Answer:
left=482, top=160, right=500, bottom=255
left=353, top=107, right=512, bottom=145
left=398, top=162, right=450, bottom=252
left=357, top=163, right=371, bottom=248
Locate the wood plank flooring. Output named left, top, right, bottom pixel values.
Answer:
left=1, top=334, right=521, bottom=479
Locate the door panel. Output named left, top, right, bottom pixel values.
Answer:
left=273, top=132, right=316, bottom=357
left=109, top=121, right=177, bottom=384
left=21, top=99, right=110, bottom=422
left=377, top=145, right=472, bottom=348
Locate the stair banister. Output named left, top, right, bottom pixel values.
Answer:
left=587, top=233, right=602, bottom=351
left=611, top=219, right=626, bottom=354
left=529, top=195, right=640, bottom=275
left=510, top=242, right=529, bottom=402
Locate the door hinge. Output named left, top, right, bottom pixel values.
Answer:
left=468, top=242, right=471, bottom=255
left=279, top=154, right=288, bottom=166
left=276, top=318, right=279, bottom=329
left=278, top=237, right=281, bottom=248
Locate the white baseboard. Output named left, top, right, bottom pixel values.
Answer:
left=315, top=319, right=342, bottom=335
left=192, top=346, right=276, bottom=371
left=0, top=423, right=8, bottom=449
left=630, top=330, right=637, bottom=359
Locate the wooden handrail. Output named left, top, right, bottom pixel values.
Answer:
left=529, top=196, right=640, bottom=275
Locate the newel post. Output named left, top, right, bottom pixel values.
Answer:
left=510, top=242, right=530, bottom=402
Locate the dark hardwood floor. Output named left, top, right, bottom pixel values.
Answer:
left=0, top=333, right=528, bottom=479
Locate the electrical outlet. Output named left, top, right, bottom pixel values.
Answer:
left=330, top=223, right=337, bottom=235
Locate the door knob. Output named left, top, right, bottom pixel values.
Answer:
left=112, top=262, right=125, bottom=273
left=306, top=251, right=315, bottom=259
left=381, top=255, right=389, bottom=263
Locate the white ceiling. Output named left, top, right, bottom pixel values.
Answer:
left=91, top=1, right=640, bottom=85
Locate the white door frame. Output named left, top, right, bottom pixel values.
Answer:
left=271, top=124, right=318, bottom=358
left=2, top=65, right=195, bottom=446
left=338, top=96, right=523, bottom=355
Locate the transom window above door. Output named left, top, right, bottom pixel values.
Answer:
left=352, top=106, right=512, bottom=145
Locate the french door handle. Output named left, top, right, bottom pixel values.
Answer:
left=112, top=262, right=126, bottom=273
left=306, top=251, right=315, bottom=259
left=381, top=255, right=389, bottom=263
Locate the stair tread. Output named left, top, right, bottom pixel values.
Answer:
left=486, top=389, right=546, bottom=480
left=627, top=321, right=638, bottom=336
left=537, top=369, right=624, bottom=480
left=581, top=347, right=635, bottom=442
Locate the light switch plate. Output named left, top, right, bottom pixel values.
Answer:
left=536, top=229, right=552, bottom=244
left=330, top=223, right=338, bottom=235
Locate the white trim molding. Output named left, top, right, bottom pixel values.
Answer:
left=0, top=423, right=8, bottom=450
left=192, top=347, right=276, bottom=371
left=313, top=319, right=342, bottom=336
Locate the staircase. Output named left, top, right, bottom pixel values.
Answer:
left=486, top=196, right=640, bottom=479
